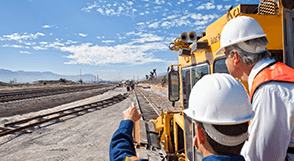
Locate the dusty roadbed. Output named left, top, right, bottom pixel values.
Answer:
left=0, top=87, right=129, bottom=161
left=0, top=85, right=173, bottom=161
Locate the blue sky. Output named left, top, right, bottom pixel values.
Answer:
left=0, top=0, right=258, bottom=81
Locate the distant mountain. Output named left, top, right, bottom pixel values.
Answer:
left=0, top=69, right=99, bottom=83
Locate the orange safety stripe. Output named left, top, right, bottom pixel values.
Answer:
left=249, top=62, right=294, bottom=101
left=125, top=156, right=141, bottom=161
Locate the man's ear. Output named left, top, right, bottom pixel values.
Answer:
left=196, top=125, right=205, bottom=145
left=232, top=51, right=241, bottom=65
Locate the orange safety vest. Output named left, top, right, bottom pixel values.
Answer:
left=249, top=62, right=294, bottom=101
left=125, top=156, right=144, bottom=161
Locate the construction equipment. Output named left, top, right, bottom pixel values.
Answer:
left=135, top=0, right=294, bottom=160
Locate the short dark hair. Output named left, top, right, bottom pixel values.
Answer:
left=196, top=121, right=249, bottom=155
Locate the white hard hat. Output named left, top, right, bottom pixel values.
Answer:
left=215, top=16, right=267, bottom=55
left=184, top=73, right=254, bottom=125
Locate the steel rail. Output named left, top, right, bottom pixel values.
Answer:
left=133, top=90, right=145, bottom=121
left=132, top=88, right=163, bottom=160
left=0, top=93, right=128, bottom=137
left=135, top=89, right=160, bottom=116
left=0, top=84, right=115, bottom=103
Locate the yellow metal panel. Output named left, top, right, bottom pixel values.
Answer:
left=243, top=14, right=283, bottom=50
left=178, top=55, right=192, bottom=67
left=173, top=114, right=184, bottom=153
left=174, top=114, right=184, bottom=129
left=173, top=119, right=179, bottom=152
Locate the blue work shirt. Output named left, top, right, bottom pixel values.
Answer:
left=203, top=155, right=245, bottom=161
left=109, top=120, right=147, bottom=161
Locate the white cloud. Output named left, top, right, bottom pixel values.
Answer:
left=102, top=40, right=115, bottom=43
left=2, top=44, right=24, bottom=48
left=39, top=41, right=48, bottom=45
left=62, top=42, right=165, bottom=65
left=20, top=51, right=31, bottom=54
left=196, top=5, right=205, bottom=10
left=165, top=14, right=178, bottom=20
left=42, top=25, right=54, bottom=28
left=127, top=1, right=133, bottom=5
left=139, top=11, right=220, bottom=30
left=97, top=8, right=104, bottom=14
left=82, top=1, right=136, bottom=17
left=31, top=40, right=65, bottom=51
left=2, top=32, right=45, bottom=43
left=130, top=32, right=164, bottom=44
left=117, top=33, right=126, bottom=40
left=154, top=6, right=162, bottom=9
left=79, top=33, right=87, bottom=37
left=126, top=31, right=136, bottom=36
left=61, top=32, right=167, bottom=65
left=148, top=22, right=160, bottom=29
left=217, top=5, right=222, bottom=10
left=82, top=1, right=98, bottom=12
left=33, top=46, right=47, bottom=50
left=155, top=0, right=165, bottom=5
left=65, top=40, right=77, bottom=44
left=197, top=2, right=215, bottom=10
left=161, top=21, right=173, bottom=28
left=137, top=22, right=145, bottom=25
left=52, top=41, right=65, bottom=46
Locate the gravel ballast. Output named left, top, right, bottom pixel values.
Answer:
left=0, top=86, right=115, bottom=117
left=0, top=85, right=175, bottom=161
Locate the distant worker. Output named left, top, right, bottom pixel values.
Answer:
left=109, top=103, right=146, bottom=161
left=130, top=79, right=134, bottom=90
left=184, top=73, right=254, bottom=161
left=216, top=16, right=294, bottom=161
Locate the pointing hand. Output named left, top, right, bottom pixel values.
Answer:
left=123, top=102, right=142, bottom=122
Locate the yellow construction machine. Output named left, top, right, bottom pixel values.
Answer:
left=135, top=0, right=294, bottom=160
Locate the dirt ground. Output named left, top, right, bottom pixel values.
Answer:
left=0, top=85, right=171, bottom=161
left=0, top=87, right=133, bottom=161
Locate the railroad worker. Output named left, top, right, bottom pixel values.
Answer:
left=215, top=16, right=294, bottom=161
left=109, top=102, right=147, bottom=161
left=184, top=73, right=255, bottom=161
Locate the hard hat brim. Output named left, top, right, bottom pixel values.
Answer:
left=184, top=108, right=255, bottom=125
left=215, top=34, right=267, bottom=55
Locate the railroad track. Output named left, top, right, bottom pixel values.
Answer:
left=134, top=88, right=160, bottom=121
left=0, top=93, right=128, bottom=138
left=133, top=88, right=165, bottom=161
left=0, top=84, right=113, bottom=103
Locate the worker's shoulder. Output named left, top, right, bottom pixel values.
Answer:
left=254, top=81, right=294, bottom=101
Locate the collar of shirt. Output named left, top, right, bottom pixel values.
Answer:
left=248, top=57, right=276, bottom=92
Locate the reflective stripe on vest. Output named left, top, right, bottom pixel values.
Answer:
left=125, top=156, right=141, bottom=161
left=249, top=62, right=294, bottom=101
